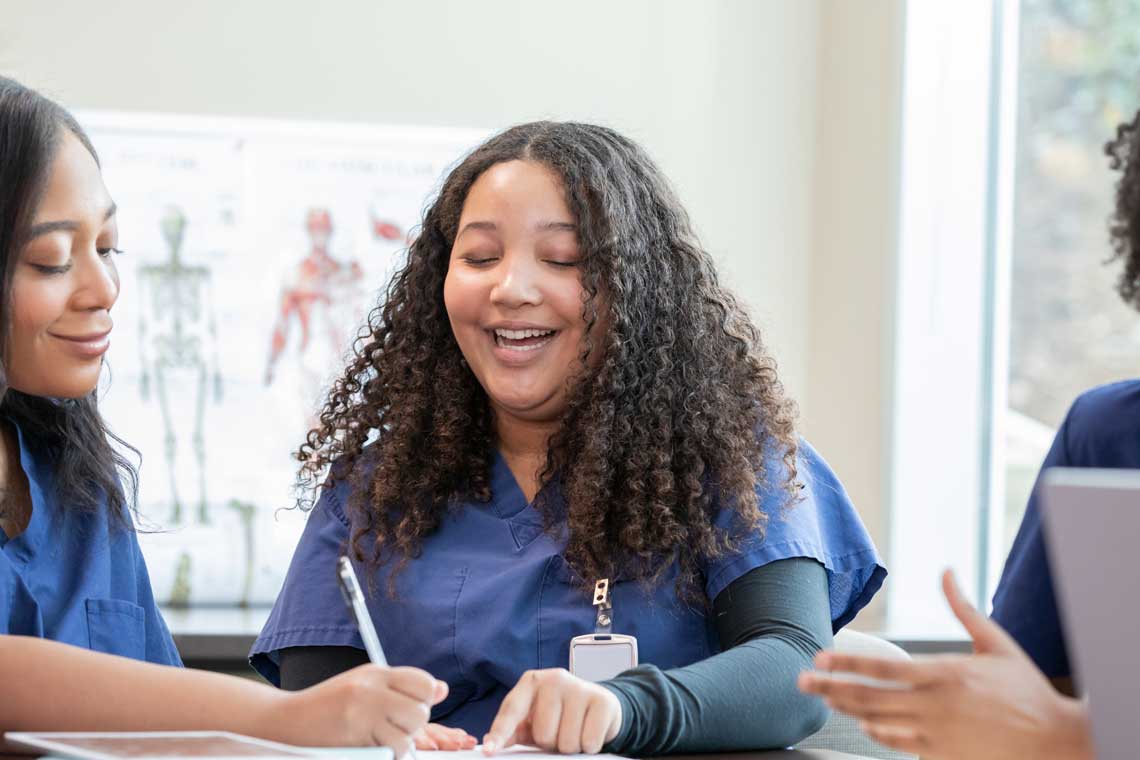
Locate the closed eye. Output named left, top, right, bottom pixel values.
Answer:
left=97, top=247, right=125, bottom=258
left=32, top=263, right=72, bottom=275
left=545, top=260, right=579, bottom=268
left=462, top=255, right=498, bottom=266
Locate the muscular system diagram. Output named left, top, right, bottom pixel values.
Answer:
left=264, top=208, right=366, bottom=412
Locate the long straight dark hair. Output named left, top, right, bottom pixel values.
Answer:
left=0, top=77, right=138, bottom=525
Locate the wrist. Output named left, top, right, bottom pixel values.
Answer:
left=1046, top=695, right=1093, bottom=760
left=598, top=682, right=630, bottom=750
left=247, top=687, right=295, bottom=745
left=604, top=687, right=624, bottom=742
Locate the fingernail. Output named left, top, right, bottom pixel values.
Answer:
left=483, top=738, right=497, bottom=755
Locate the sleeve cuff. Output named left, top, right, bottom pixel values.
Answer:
left=599, top=679, right=638, bottom=754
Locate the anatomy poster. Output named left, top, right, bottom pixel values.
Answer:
left=83, top=112, right=487, bottom=607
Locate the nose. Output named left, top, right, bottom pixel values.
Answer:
left=72, top=249, right=120, bottom=313
left=489, top=250, right=543, bottom=309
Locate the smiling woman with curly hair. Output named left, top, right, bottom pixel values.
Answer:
left=252, top=121, right=884, bottom=757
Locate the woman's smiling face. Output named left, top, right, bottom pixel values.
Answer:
left=6, top=131, right=121, bottom=399
left=443, top=159, right=591, bottom=423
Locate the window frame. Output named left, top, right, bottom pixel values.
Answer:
left=886, top=0, right=1019, bottom=635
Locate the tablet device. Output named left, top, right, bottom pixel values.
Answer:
left=1042, top=467, right=1140, bottom=760
left=4, top=731, right=322, bottom=760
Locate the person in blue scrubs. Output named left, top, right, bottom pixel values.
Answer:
left=251, top=121, right=886, bottom=756
left=798, top=106, right=1140, bottom=760
left=0, top=76, right=443, bottom=752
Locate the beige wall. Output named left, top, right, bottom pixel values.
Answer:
left=0, top=0, right=820, bottom=396
left=1, top=0, right=905, bottom=626
left=803, top=0, right=905, bottom=629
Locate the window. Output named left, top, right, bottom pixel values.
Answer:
left=889, top=0, right=1140, bottom=635
left=1001, top=0, right=1140, bottom=574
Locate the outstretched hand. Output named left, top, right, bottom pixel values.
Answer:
left=797, top=570, right=1092, bottom=760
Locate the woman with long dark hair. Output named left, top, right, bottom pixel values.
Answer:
left=0, top=76, right=443, bottom=752
left=253, top=121, right=886, bottom=755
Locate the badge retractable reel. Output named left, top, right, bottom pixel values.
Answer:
left=568, top=578, right=639, bottom=681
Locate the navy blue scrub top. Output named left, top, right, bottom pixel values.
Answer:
left=0, top=421, right=181, bottom=665
left=992, top=379, right=1140, bottom=680
left=252, top=437, right=884, bottom=736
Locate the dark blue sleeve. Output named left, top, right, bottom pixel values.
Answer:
left=993, top=381, right=1140, bottom=678
left=991, top=404, right=1075, bottom=679
left=249, top=478, right=364, bottom=685
left=703, top=439, right=885, bottom=632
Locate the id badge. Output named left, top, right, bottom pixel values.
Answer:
left=568, top=578, right=639, bottom=681
left=569, top=632, right=638, bottom=681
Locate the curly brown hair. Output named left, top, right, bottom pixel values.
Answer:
left=1107, top=107, right=1140, bottom=307
left=297, top=121, right=800, bottom=597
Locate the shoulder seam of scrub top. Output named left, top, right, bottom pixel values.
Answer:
left=321, top=479, right=352, bottom=528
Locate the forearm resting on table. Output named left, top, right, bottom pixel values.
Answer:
left=601, top=558, right=834, bottom=756
left=0, top=635, right=285, bottom=751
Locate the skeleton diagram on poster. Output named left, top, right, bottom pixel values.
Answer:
left=85, top=113, right=486, bottom=607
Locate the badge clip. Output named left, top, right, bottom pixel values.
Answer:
left=569, top=577, right=638, bottom=681
left=593, top=578, right=613, bottom=634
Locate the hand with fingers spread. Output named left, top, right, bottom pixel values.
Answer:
left=416, top=722, right=478, bottom=751
left=797, top=570, right=1093, bottom=760
left=274, top=664, right=448, bottom=754
left=482, top=668, right=622, bottom=755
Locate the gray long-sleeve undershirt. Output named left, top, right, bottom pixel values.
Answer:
left=600, top=557, right=833, bottom=755
left=278, top=557, right=832, bottom=756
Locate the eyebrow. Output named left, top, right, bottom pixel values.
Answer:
left=456, top=219, right=578, bottom=238
left=456, top=220, right=498, bottom=238
left=26, top=202, right=118, bottom=240
left=537, top=221, right=578, bottom=234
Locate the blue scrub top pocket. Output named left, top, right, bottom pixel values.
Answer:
left=85, top=597, right=146, bottom=659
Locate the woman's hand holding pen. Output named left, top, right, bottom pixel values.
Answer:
left=482, top=668, right=622, bottom=755
left=269, top=664, right=448, bottom=754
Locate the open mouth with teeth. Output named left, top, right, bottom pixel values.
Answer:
left=491, top=327, right=559, bottom=352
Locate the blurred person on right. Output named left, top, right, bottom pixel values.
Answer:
left=799, top=102, right=1140, bottom=760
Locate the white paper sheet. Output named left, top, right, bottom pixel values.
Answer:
left=417, top=748, right=627, bottom=760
